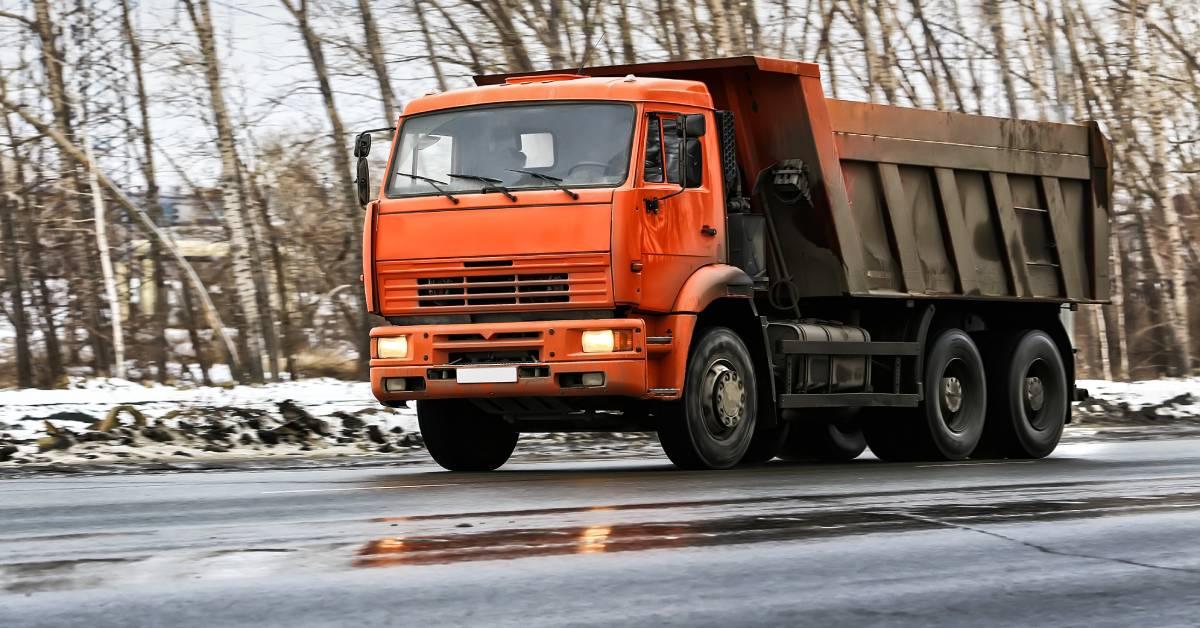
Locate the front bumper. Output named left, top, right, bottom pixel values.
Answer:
left=369, top=318, right=649, bottom=403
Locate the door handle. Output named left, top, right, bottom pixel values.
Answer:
left=701, top=225, right=718, bottom=237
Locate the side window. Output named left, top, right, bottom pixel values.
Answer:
left=643, top=114, right=663, bottom=183
left=520, top=132, right=554, bottom=168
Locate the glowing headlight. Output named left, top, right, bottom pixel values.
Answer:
left=376, top=336, right=410, bottom=359
left=581, top=330, right=616, bottom=354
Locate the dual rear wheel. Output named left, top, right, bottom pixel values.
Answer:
left=862, top=327, right=1068, bottom=462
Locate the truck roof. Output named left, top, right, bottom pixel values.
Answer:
left=403, top=75, right=713, bottom=117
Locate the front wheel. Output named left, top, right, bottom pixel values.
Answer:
left=657, top=327, right=758, bottom=469
left=417, top=400, right=519, bottom=471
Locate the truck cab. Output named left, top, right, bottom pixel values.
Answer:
left=361, top=57, right=1111, bottom=472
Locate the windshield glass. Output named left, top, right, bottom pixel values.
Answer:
left=386, top=103, right=635, bottom=198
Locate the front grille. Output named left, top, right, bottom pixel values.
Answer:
left=417, top=272, right=569, bottom=307
left=376, top=253, right=611, bottom=315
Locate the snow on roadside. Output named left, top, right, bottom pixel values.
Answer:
left=1075, top=378, right=1200, bottom=422
left=0, top=378, right=418, bottom=469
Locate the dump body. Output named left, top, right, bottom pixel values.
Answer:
left=478, top=56, right=1113, bottom=304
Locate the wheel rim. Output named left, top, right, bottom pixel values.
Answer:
left=702, top=358, right=746, bottom=439
left=1023, top=358, right=1054, bottom=431
left=938, top=358, right=972, bottom=433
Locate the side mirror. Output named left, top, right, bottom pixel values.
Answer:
left=677, top=114, right=704, bottom=189
left=356, top=159, right=371, bottom=206
left=354, top=132, right=373, bottom=206
left=353, top=133, right=372, bottom=158
left=683, top=138, right=703, bottom=188
left=352, top=126, right=396, bottom=207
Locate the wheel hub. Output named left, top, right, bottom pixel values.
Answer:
left=710, top=365, right=746, bottom=428
left=1025, top=376, right=1045, bottom=412
left=941, top=376, right=963, bottom=414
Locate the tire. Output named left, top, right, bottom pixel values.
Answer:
left=863, top=328, right=987, bottom=461
left=417, top=399, right=519, bottom=471
left=657, top=327, right=758, bottom=469
left=978, top=330, right=1068, bottom=459
left=779, top=413, right=867, bottom=462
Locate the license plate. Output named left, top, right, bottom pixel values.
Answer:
left=456, top=366, right=519, bottom=384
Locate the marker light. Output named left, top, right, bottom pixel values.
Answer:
left=376, top=336, right=410, bottom=359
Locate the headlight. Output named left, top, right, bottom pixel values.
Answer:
left=581, top=330, right=633, bottom=353
left=581, top=330, right=614, bottom=353
left=376, top=336, right=410, bottom=359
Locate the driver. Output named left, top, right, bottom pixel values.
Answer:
left=487, top=127, right=527, bottom=179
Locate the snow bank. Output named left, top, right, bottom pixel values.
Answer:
left=1074, top=378, right=1200, bottom=423
left=0, top=378, right=418, bottom=469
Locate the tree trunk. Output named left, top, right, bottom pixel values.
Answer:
left=179, top=276, right=213, bottom=386
left=83, top=137, right=125, bottom=379
left=1108, top=229, right=1129, bottom=380
left=0, top=154, right=33, bottom=387
left=248, top=171, right=298, bottom=380
left=414, top=0, right=448, bottom=91
left=119, top=0, right=168, bottom=383
left=981, top=0, right=1020, bottom=117
left=357, top=0, right=397, bottom=121
left=616, top=0, right=636, bottom=64
left=705, top=0, right=736, bottom=55
left=3, top=109, right=64, bottom=386
left=31, top=0, right=110, bottom=375
left=282, top=0, right=372, bottom=377
left=182, top=0, right=265, bottom=383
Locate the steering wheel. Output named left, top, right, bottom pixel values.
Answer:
left=567, top=161, right=609, bottom=178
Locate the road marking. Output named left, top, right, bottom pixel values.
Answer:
left=261, top=483, right=458, bottom=494
left=916, top=461, right=1039, bottom=468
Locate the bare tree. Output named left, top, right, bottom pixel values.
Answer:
left=182, top=0, right=266, bottom=383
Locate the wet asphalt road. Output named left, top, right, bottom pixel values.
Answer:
left=3, top=436, right=1200, bottom=627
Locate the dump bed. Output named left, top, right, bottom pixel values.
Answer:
left=476, top=56, right=1113, bottom=303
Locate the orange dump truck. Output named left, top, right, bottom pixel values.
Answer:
left=355, top=56, right=1112, bottom=471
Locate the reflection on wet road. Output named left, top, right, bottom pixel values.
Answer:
left=353, top=491, right=1200, bottom=568
left=4, top=437, right=1200, bottom=627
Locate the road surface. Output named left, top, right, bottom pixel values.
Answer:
left=3, top=435, right=1200, bottom=627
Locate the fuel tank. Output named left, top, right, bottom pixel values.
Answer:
left=767, top=321, right=870, bottom=394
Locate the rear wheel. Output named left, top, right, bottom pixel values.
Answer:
left=657, top=327, right=758, bottom=470
left=778, top=412, right=867, bottom=462
left=978, top=330, right=1068, bottom=459
left=863, top=328, right=987, bottom=461
left=417, top=399, right=519, bottom=471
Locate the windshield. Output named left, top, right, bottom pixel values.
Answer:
left=386, top=102, right=635, bottom=198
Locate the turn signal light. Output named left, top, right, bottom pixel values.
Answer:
left=580, top=329, right=634, bottom=353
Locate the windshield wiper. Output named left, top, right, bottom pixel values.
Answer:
left=393, top=172, right=459, bottom=204
left=507, top=169, right=579, bottom=200
left=447, top=173, right=518, bottom=202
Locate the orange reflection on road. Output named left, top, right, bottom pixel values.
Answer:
left=577, top=525, right=611, bottom=554
left=353, top=522, right=693, bottom=568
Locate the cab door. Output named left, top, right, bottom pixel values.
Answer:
left=636, top=110, right=721, bottom=311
